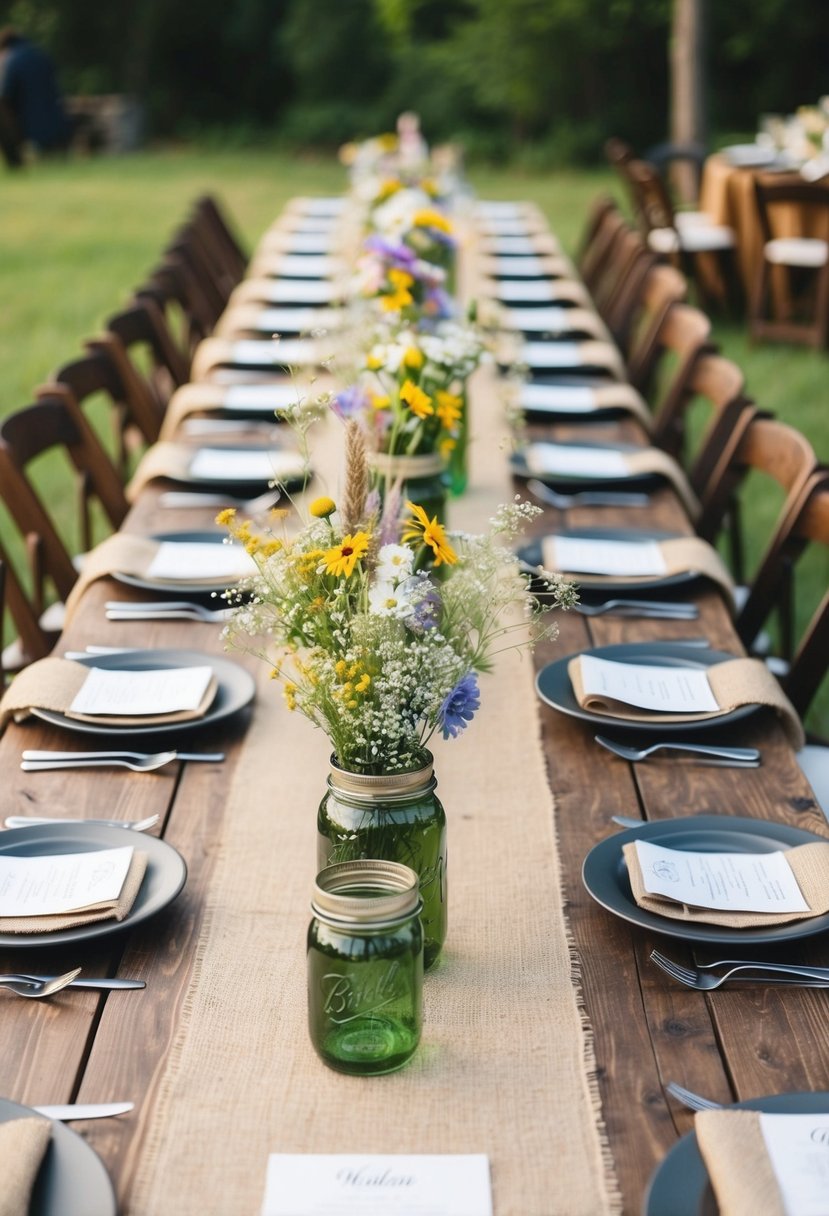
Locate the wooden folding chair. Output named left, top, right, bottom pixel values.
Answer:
left=620, top=262, right=689, bottom=388
left=190, top=194, right=248, bottom=286
left=0, top=395, right=129, bottom=623
left=749, top=176, right=829, bottom=349
left=696, top=415, right=818, bottom=586
left=136, top=256, right=216, bottom=358
left=104, top=297, right=190, bottom=413
left=0, top=540, right=54, bottom=678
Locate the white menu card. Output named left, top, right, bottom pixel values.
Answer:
left=229, top=340, right=316, bottom=367
left=578, top=655, right=720, bottom=713
left=0, top=846, right=133, bottom=916
left=519, top=341, right=583, bottom=366
left=545, top=537, right=667, bottom=577
left=760, top=1113, right=829, bottom=1215
left=520, top=384, right=596, bottom=411
left=525, top=444, right=629, bottom=479
left=261, top=1155, right=492, bottom=1216
left=189, top=448, right=303, bottom=482
left=224, top=384, right=303, bottom=411
left=496, top=280, right=557, bottom=301
left=70, top=666, right=213, bottom=717
left=633, top=840, right=809, bottom=913
left=147, top=542, right=256, bottom=581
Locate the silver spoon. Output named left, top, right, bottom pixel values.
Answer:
left=594, top=735, right=761, bottom=764
left=527, top=478, right=650, bottom=509
left=0, top=969, right=82, bottom=999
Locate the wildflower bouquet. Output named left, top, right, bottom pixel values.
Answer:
left=220, top=424, right=575, bottom=777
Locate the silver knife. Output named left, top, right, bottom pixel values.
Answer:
left=32, top=1102, right=134, bottom=1120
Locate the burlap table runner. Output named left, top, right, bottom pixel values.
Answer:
left=0, top=656, right=216, bottom=730
left=128, top=206, right=621, bottom=1216
left=541, top=535, right=735, bottom=607
left=0, top=851, right=148, bottom=934
left=0, top=1117, right=51, bottom=1216
left=568, top=654, right=805, bottom=749
left=694, top=1110, right=787, bottom=1216
left=623, top=839, right=829, bottom=927
left=525, top=442, right=701, bottom=520
left=125, top=442, right=307, bottom=504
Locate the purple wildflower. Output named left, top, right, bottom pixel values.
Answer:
left=331, top=384, right=369, bottom=421
left=439, top=673, right=481, bottom=739
left=364, top=236, right=418, bottom=270
left=405, top=583, right=441, bottom=635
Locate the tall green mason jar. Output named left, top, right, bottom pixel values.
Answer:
left=308, top=860, right=423, bottom=1075
left=317, top=754, right=447, bottom=970
left=367, top=450, right=448, bottom=530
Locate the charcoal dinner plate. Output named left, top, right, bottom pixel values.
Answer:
left=517, top=527, right=696, bottom=595
left=644, top=1091, right=829, bottom=1215
left=0, top=1097, right=116, bottom=1214
left=583, top=815, right=829, bottom=946
left=31, top=648, right=255, bottom=739
left=535, top=641, right=758, bottom=733
left=0, top=823, right=187, bottom=949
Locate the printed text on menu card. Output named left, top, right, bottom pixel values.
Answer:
left=760, top=1113, right=829, bottom=1216
left=261, top=1154, right=492, bottom=1216
left=0, top=847, right=133, bottom=917
left=579, top=655, right=720, bottom=713
left=633, top=841, right=809, bottom=913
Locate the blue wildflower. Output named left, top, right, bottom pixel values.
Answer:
left=439, top=673, right=480, bottom=739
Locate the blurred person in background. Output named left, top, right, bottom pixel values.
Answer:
left=0, top=27, right=71, bottom=168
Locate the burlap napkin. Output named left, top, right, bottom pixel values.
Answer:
left=695, top=1110, right=787, bottom=1215
left=0, top=1117, right=52, bottom=1216
left=0, top=850, right=148, bottom=934
left=568, top=655, right=805, bottom=749
left=542, top=535, right=735, bottom=608
left=623, top=839, right=829, bottom=927
left=0, top=657, right=217, bottom=731
left=125, top=442, right=306, bottom=503
left=515, top=338, right=626, bottom=380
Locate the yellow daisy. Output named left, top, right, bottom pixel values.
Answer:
left=402, top=501, right=457, bottom=567
left=435, top=390, right=463, bottom=429
left=323, top=531, right=371, bottom=578
left=400, top=379, right=434, bottom=420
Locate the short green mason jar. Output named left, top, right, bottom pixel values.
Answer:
left=307, top=860, right=423, bottom=1075
left=317, top=755, right=447, bottom=970
left=368, top=450, right=448, bottom=529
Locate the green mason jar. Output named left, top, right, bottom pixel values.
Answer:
left=317, top=754, right=447, bottom=970
left=308, top=860, right=423, bottom=1075
left=368, top=450, right=448, bottom=530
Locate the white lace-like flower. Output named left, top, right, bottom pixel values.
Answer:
left=368, top=578, right=417, bottom=619
left=375, top=543, right=414, bottom=583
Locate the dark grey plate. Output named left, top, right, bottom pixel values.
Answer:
left=517, top=527, right=694, bottom=595
left=0, top=823, right=186, bottom=948
left=536, top=641, right=757, bottom=734
left=0, top=1097, right=116, bottom=1215
left=113, top=530, right=248, bottom=596
left=583, top=815, right=829, bottom=946
left=31, top=648, right=255, bottom=739
left=511, top=443, right=660, bottom=493
left=165, top=445, right=308, bottom=495
left=644, top=1091, right=829, bottom=1216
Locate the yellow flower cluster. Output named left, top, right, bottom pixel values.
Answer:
left=333, top=658, right=372, bottom=710
left=400, top=378, right=433, bottom=419
left=412, top=208, right=453, bottom=235
left=382, top=267, right=414, bottom=312
left=214, top=508, right=282, bottom=556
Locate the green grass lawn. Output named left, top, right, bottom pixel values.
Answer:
left=0, top=147, right=826, bottom=732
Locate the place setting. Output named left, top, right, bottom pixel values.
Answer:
left=125, top=440, right=310, bottom=502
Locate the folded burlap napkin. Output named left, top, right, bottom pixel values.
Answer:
left=695, top=1110, right=787, bottom=1216
left=623, top=839, right=829, bottom=927
left=542, top=535, right=735, bottom=608
left=519, top=381, right=653, bottom=430
left=0, top=850, right=148, bottom=934
left=0, top=657, right=216, bottom=731
left=569, top=654, right=805, bottom=749
left=0, top=1116, right=52, bottom=1216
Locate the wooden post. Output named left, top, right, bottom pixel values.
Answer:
left=670, top=0, right=706, bottom=203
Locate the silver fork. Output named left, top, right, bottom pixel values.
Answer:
left=527, top=478, right=650, bottom=509
left=21, top=751, right=224, bottom=773
left=0, top=969, right=82, bottom=999
left=650, top=949, right=829, bottom=989
left=157, top=489, right=281, bottom=511
left=104, top=601, right=234, bottom=623
left=576, top=599, right=699, bottom=619
left=665, top=1082, right=725, bottom=1112
left=595, top=736, right=761, bottom=765
left=4, top=814, right=160, bottom=830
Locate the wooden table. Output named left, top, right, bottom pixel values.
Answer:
left=1, top=301, right=828, bottom=1216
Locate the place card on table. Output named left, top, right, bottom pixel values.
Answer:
left=484, top=236, right=552, bottom=256
left=270, top=255, right=338, bottom=278
left=519, top=340, right=614, bottom=369
left=525, top=443, right=631, bottom=479
left=576, top=654, right=720, bottom=714
left=188, top=447, right=305, bottom=483
left=495, top=280, right=559, bottom=302
left=271, top=234, right=336, bottom=254
left=697, top=1109, right=829, bottom=1216
left=502, top=306, right=572, bottom=333
left=69, top=665, right=214, bottom=718
left=239, top=307, right=337, bottom=336
left=226, top=339, right=320, bottom=368
left=543, top=536, right=668, bottom=577
left=632, top=840, right=809, bottom=914
left=261, top=1154, right=492, bottom=1216
left=262, top=279, right=339, bottom=304
left=0, top=845, right=134, bottom=917
left=488, top=257, right=554, bottom=277
left=146, top=542, right=256, bottom=582
left=223, top=383, right=305, bottom=412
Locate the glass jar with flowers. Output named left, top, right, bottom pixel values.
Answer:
left=219, top=422, right=575, bottom=968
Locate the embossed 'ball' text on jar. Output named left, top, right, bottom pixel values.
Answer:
left=308, top=860, right=423, bottom=1075
left=317, top=754, right=447, bottom=970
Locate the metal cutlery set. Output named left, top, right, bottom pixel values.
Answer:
left=19, top=749, right=225, bottom=773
